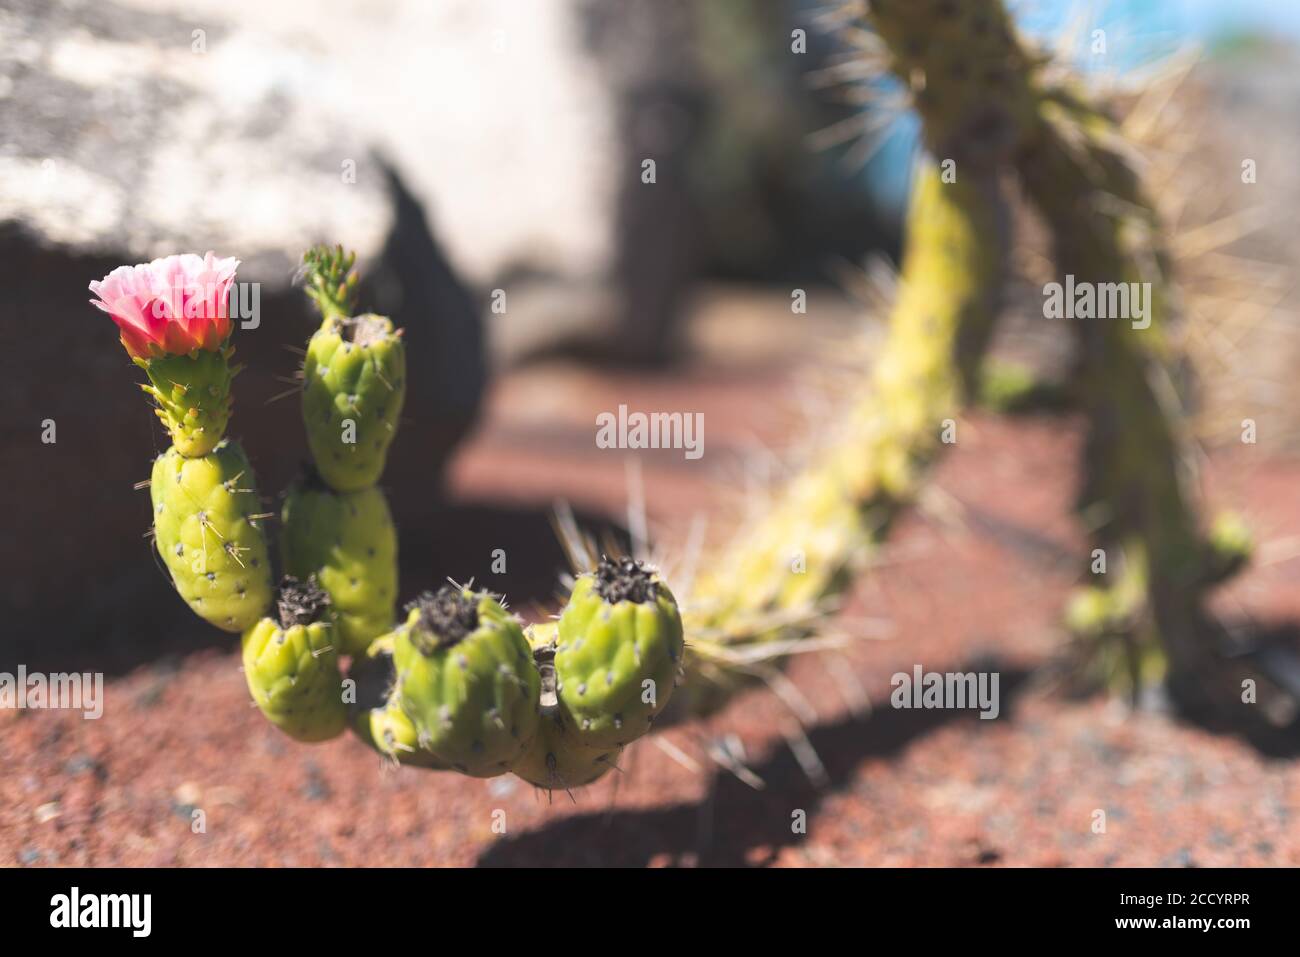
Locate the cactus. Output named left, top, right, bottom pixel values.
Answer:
left=299, top=246, right=406, bottom=493
left=510, top=643, right=622, bottom=791
left=241, top=577, right=349, bottom=743
left=281, top=470, right=398, bottom=657
left=393, top=586, right=541, bottom=777
left=90, top=254, right=271, bottom=631
left=150, top=440, right=272, bottom=632
left=555, top=558, right=684, bottom=748
left=89, top=1, right=1268, bottom=792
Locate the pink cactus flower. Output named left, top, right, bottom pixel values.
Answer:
left=89, top=252, right=240, bottom=359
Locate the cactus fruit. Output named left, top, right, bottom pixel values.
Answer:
left=241, top=577, right=349, bottom=743
left=393, top=587, right=540, bottom=777
left=150, top=439, right=272, bottom=632
left=299, top=247, right=406, bottom=493
left=510, top=643, right=621, bottom=791
left=555, top=558, right=684, bottom=748
left=281, top=470, right=398, bottom=657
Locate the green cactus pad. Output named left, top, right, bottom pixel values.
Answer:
left=150, top=439, right=272, bottom=632
left=136, top=345, right=235, bottom=458
left=347, top=643, right=448, bottom=769
left=393, top=586, right=540, bottom=777
left=241, top=577, right=349, bottom=742
left=281, top=472, right=398, bottom=656
left=302, top=314, right=405, bottom=492
left=510, top=645, right=621, bottom=791
left=555, top=558, right=684, bottom=749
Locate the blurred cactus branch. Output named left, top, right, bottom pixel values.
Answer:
left=858, top=0, right=1248, bottom=703
left=1015, top=90, right=1244, bottom=705
left=666, top=0, right=1253, bottom=722
left=673, top=162, right=1007, bottom=718
left=301, top=243, right=360, bottom=321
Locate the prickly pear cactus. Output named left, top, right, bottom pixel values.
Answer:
left=281, top=470, right=398, bottom=656
left=150, top=439, right=272, bottom=632
left=241, top=577, right=349, bottom=743
left=555, top=558, right=684, bottom=748
left=511, top=643, right=621, bottom=791
left=393, top=587, right=541, bottom=777
left=136, top=347, right=236, bottom=457
left=299, top=247, right=405, bottom=493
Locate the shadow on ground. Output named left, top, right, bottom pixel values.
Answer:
left=479, top=663, right=1035, bottom=867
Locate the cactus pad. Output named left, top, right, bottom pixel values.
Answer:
left=555, top=558, right=684, bottom=748
left=241, top=577, right=349, bottom=742
left=302, top=314, right=405, bottom=492
left=281, top=472, right=398, bottom=656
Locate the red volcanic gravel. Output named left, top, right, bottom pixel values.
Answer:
left=3, top=294, right=1297, bottom=867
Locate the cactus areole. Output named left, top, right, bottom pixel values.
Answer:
left=407, top=586, right=481, bottom=653
left=276, top=575, right=331, bottom=630
left=593, top=556, right=658, bottom=604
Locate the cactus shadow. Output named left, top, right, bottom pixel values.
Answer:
left=1169, top=619, right=1300, bottom=759
left=402, top=501, right=632, bottom=613
left=476, top=662, right=1033, bottom=867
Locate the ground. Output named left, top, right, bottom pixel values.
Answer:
left=3, top=287, right=1297, bottom=867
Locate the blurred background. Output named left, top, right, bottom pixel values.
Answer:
left=2, top=0, right=1299, bottom=866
